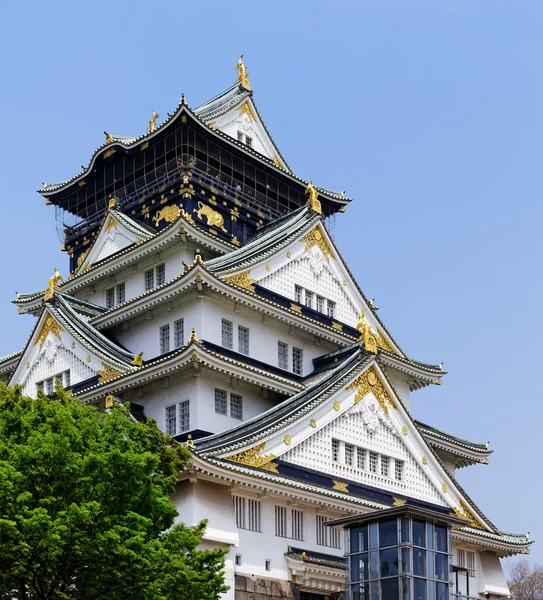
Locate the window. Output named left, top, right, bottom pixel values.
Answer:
left=292, top=509, right=304, bottom=541
left=332, top=439, right=340, bottom=462
left=144, top=268, right=155, bottom=292
left=174, top=319, right=184, bottom=349
left=369, top=451, right=378, bottom=473
left=237, top=130, right=244, bottom=142
left=234, top=495, right=245, bottom=529
left=156, top=263, right=166, bottom=286
left=265, top=559, right=271, bottom=571
left=292, top=347, right=303, bottom=375
left=317, top=515, right=342, bottom=549
left=357, top=447, right=366, bottom=470
left=238, top=325, right=250, bottom=355
left=247, top=499, right=261, bottom=531
left=395, top=460, right=404, bottom=481
left=305, top=290, right=313, bottom=308
left=275, top=505, right=287, bottom=537
left=235, top=554, right=242, bottom=567
left=233, top=496, right=261, bottom=532
left=295, top=284, right=303, bottom=303
left=327, top=300, right=336, bottom=318
left=345, top=443, right=354, bottom=466
left=215, top=388, right=227, bottom=415
left=159, top=325, right=170, bottom=354
left=105, top=287, right=115, bottom=309
left=222, top=319, right=233, bottom=349
left=245, top=136, right=253, bottom=148
left=316, top=295, right=324, bottom=312
left=36, top=371, right=70, bottom=395
left=117, top=282, right=125, bottom=304
left=105, top=283, right=125, bottom=308
left=179, top=400, right=190, bottom=432
left=145, top=264, right=165, bottom=291
left=230, top=393, right=243, bottom=420
left=381, top=455, right=390, bottom=477
left=278, top=341, right=289, bottom=370
left=457, top=549, right=476, bottom=577
left=165, top=404, right=177, bottom=435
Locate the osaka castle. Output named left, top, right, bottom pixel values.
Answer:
left=0, top=57, right=532, bottom=600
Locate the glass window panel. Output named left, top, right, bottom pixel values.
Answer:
left=413, top=521, right=426, bottom=547
left=351, top=553, right=368, bottom=583
left=238, top=325, right=250, bottom=355
left=278, top=341, right=288, bottom=369
left=380, top=548, right=399, bottom=577
left=381, top=578, right=399, bottom=600
left=369, top=523, right=379, bottom=550
left=350, top=583, right=369, bottom=600
left=435, top=553, right=447, bottom=581
left=156, top=263, right=166, bottom=286
left=426, top=523, right=434, bottom=549
left=292, top=347, right=303, bottom=375
left=413, top=578, right=426, bottom=600
left=427, top=581, right=435, bottom=600
left=427, top=550, right=435, bottom=579
left=369, top=581, right=379, bottom=600
left=435, top=526, right=447, bottom=553
left=413, top=548, right=426, bottom=577
left=221, top=319, right=233, bottom=349
left=370, top=551, right=379, bottom=579
left=436, top=582, right=448, bottom=600
left=401, top=518, right=410, bottom=544
left=174, top=319, right=184, bottom=349
left=230, top=393, right=243, bottom=420
left=351, top=525, right=368, bottom=553
left=178, top=400, right=190, bottom=432
left=401, top=547, right=411, bottom=574
left=402, top=577, right=411, bottom=600
left=214, top=388, right=227, bottom=415
left=380, top=520, right=398, bottom=548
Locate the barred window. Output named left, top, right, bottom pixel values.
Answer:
left=395, top=460, right=404, bottom=481
left=144, top=268, right=154, bottom=291
left=295, top=284, right=303, bottom=303
left=327, top=300, right=336, bottom=318
left=278, top=341, right=289, bottom=370
left=291, top=509, right=304, bottom=541
left=233, top=495, right=245, bottom=529
left=233, top=496, right=261, bottom=532
left=305, top=290, right=313, bottom=308
left=230, top=394, right=243, bottom=420
left=357, top=447, right=366, bottom=470
left=116, top=282, right=125, bottom=304
left=222, top=319, right=233, bottom=349
left=332, top=439, right=340, bottom=462
left=345, top=443, right=354, bottom=466
left=245, top=136, right=253, bottom=148
left=174, top=319, right=184, bottom=349
left=105, top=287, right=115, bottom=309
left=457, top=549, right=476, bottom=577
left=369, top=451, right=378, bottom=473
left=165, top=404, right=177, bottom=435
left=214, top=388, right=227, bottom=415
left=316, top=515, right=341, bottom=549
left=156, top=263, right=166, bottom=286
left=275, top=505, right=287, bottom=537
left=179, top=400, right=190, bottom=433
left=237, top=130, right=244, bottom=142
left=159, top=325, right=170, bottom=354
left=381, top=455, right=390, bottom=477
left=292, top=347, right=303, bottom=376
left=36, top=371, right=70, bottom=395
left=316, top=295, right=325, bottom=313
left=238, top=325, right=250, bottom=355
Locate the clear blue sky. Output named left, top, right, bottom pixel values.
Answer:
left=0, top=0, right=541, bottom=566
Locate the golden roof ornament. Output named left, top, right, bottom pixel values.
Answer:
left=147, top=111, right=159, bottom=134
left=305, top=181, right=322, bottom=215
left=132, top=352, right=144, bottom=366
left=356, top=309, right=378, bottom=354
left=189, top=328, right=198, bottom=343
left=193, top=248, right=203, bottom=264
left=186, top=433, right=196, bottom=449
left=44, top=269, right=64, bottom=302
left=180, top=92, right=187, bottom=106
left=105, top=394, right=115, bottom=409
left=108, top=196, right=117, bottom=209
left=104, top=131, right=114, bottom=144
left=235, top=55, right=251, bottom=91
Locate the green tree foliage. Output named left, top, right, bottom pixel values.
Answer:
left=0, top=383, right=227, bottom=600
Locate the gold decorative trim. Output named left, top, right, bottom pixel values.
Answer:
left=377, top=330, right=397, bottom=354
left=235, top=55, right=251, bottom=91
left=310, top=418, right=317, bottom=428
left=286, top=251, right=291, bottom=258
left=355, top=309, right=378, bottom=354
left=97, top=363, right=122, bottom=384
left=290, top=303, right=303, bottom=313
left=35, top=316, right=63, bottom=349
left=402, top=426, right=408, bottom=436
left=105, top=218, right=118, bottom=233
left=422, top=456, right=427, bottom=465
left=392, top=497, right=407, bottom=507
left=76, top=248, right=90, bottom=269
left=103, top=148, right=115, bottom=159
left=193, top=201, right=227, bottom=232
left=153, top=204, right=180, bottom=227
left=147, top=110, right=159, bottom=134
left=132, top=352, right=144, bottom=366
left=238, top=100, right=256, bottom=121
left=302, top=227, right=334, bottom=262
left=305, top=181, right=322, bottom=215
left=227, top=442, right=278, bottom=472
left=347, top=366, right=397, bottom=415
left=332, top=322, right=343, bottom=331
left=452, top=500, right=485, bottom=529
left=224, top=270, right=257, bottom=292
left=105, top=394, right=115, bottom=409
left=442, top=484, right=448, bottom=494
left=284, top=434, right=291, bottom=446
left=333, top=400, right=340, bottom=411
left=332, top=480, right=349, bottom=494
left=265, top=264, right=271, bottom=272
left=44, top=269, right=64, bottom=302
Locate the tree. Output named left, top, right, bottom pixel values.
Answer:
left=508, top=561, right=543, bottom=600
left=0, top=383, right=227, bottom=600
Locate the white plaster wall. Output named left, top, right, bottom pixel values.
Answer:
left=385, top=369, right=411, bottom=411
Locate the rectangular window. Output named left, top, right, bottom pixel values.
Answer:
left=291, top=509, right=304, bottom=541
left=247, top=498, right=261, bottom=532
left=275, top=505, right=287, bottom=537
left=357, top=447, right=366, bottom=470
left=278, top=341, right=289, bottom=370
left=159, top=324, right=170, bottom=354
left=245, top=136, right=253, bottom=148
left=165, top=404, right=177, bottom=435
left=214, top=388, right=227, bottom=415
left=144, top=268, right=155, bottom=292
left=327, top=300, right=336, bottom=318
left=369, top=451, right=378, bottom=473
left=292, top=347, right=303, bottom=376
left=381, top=455, right=390, bottom=477
left=156, top=263, right=166, bottom=286
left=316, top=295, right=324, bottom=313
left=458, top=549, right=476, bottom=577
left=173, top=319, right=184, bottom=349
left=116, top=282, right=125, bottom=304
left=222, top=319, right=233, bottom=349
left=316, top=515, right=341, bottom=549
left=36, top=381, right=44, bottom=393
left=238, top=325, right=250, bottom=355
left=345, top=443, right=354, bottom=466
left=179, top=400, right=190, bottom=433
left=105, top=287, right=115, bottom=309
left=235, top=554, right=242, bottom=567
left=265, top=559, right=271, bottom=571
left=230, top=393, right=243, bottom=420
left=395, top=460, right=404, bottom=481
left=305, top=290, right=313, bottom=308
left=332, top=439, right=340, bottom=462
left=237, top=130, right=244, bottom=142
left=63, top=371, right=71, bottom=388
left=233, top=495, right=245, bottom=529
left=294, top=284, right=303, bottom=303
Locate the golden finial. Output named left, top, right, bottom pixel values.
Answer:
left=105, top=394, right=115, bottom=409
left=301, top=552, right=307, bottom=561
left=180, top=93, right=187, bottom=106
left=186, top=433, right=196, bottom=449
left=305, top=181, right=322, bottom=215
left=356, top=309, right=366, bottom=341
left=193, top=248, right=203, bottom=264
left=356, top=308, right=377, bottom=353
left=44, top=268, right=64, bottom=302
left=132, top=352, right=143, bottom=366
left=108, top=196, right=117, bottom=209
left=189, top=328, right=198, bottom=343
left=148, top=111, right=159, bottom=134
left=235, top=55, right=251, bottom=91
left=104, top=131, right=114, bottom=144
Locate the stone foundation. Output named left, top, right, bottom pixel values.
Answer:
left=234, top=574, right=299, bottom=600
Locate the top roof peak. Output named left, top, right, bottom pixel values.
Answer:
left=235, top=55, right=251, bottom=91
